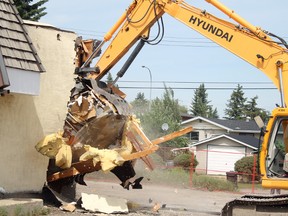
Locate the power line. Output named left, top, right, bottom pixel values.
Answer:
left=119, top=86, right=277, bottom=90
left=117, top=80, right=274, bottom=84
left=59, top=26, right=288, bottom=48
left=59, top=26, right=288, bottom=41
left=117, top=81, right=277, bottom=90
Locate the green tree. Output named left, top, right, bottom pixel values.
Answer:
left=225, top=85, right=270, bottom=121
left=189, top=83, right=218, bottom=118
left=130, top=92, right=149, bottom=116
left=141, top=85, right=188, bottom=148
left=13, top=0, right=48, bottom=21
left=106, top=72, right=114, bottom=85
left=225, top=84, right=247, bottom=120
left=208, top=106, right=219, bottom=119
left=245, top=96, right=270, bottom=122
left=179, top=104, right=189, bottom=116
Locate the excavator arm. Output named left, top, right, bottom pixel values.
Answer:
left=89, top=0, right=288, bottom=105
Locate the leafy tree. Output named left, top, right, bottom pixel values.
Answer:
left=225, top=85, right=270, bottom=121
left=179, top=104, right=188, bottom=115
left=225, top=84, right=247, bottom=120
left=245, top=96, right=270, bottom=122
left=208, top=106, right=219, bottom=119
left=13, top=0, right=48, bottom=21
left=141, top=85, right=189, bottom=148
left=189, top=83, right=218, bottom=118
left=130, top=92, right=149, bottom=116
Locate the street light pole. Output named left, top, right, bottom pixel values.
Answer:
left=142, top=65, right=152, bottom=110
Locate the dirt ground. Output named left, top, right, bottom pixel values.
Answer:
left=47, top=176, right=270, bottom=216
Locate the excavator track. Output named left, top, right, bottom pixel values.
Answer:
left=222, top=193, right=288, bottom=216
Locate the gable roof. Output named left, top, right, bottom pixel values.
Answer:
left=209, top=118, right=260, bottom=131
left=181, top=116, right=260, bottom=132
left=191, top=134, right=259, bottom=150
left=0, top=0, right=45, bottom=90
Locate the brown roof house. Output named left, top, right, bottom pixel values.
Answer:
left=0, top=0, right=76, bottom=193
left=181, top=116, right=260, bottom=175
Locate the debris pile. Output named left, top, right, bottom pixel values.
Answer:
left=36, top=75, right=156, bottom=184
left=80, top=193, right=128, bottom=214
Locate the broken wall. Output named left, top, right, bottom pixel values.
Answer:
left=0, top=21, right=76, bottom=193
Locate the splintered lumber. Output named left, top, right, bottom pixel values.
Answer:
left=47, top=126, right=193, bottom=182
left=121, top=126, right=193, bottom=162
left=151, top=126, right=193, bottom=145
left=47, top=159, right=101, bottom=182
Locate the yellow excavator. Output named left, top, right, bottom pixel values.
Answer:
left=36, top=0, right=288, bottom=214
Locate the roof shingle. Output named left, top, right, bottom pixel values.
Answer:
left=0, top=0, right=44, bottom=73
left=208, top=118, right=260, bottom=131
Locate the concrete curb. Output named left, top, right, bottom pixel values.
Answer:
left=0, top=198, right=43, bottom=215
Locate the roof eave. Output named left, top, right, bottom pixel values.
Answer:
left=190, top=134, right=258, bottom=150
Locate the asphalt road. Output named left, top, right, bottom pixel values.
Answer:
left=47, top=167, right=274, bottom=216
left=71, top=179, right=257, bottom=215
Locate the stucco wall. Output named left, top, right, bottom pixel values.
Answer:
left=0, top=23, right=76, bottom=193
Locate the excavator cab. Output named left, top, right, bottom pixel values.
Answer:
left=222, top=110, right=288, bottom=214
left=261, top=108, right=288, bottom=189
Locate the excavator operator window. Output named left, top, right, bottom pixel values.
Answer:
left=266, top=118, right=288, bottom=178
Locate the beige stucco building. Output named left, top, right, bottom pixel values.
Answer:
left=0, top=20, right=76, bottom=193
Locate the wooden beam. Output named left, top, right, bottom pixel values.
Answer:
left=151, top=126, right=193, bottom=145
left=47, top=159, right=101, bottom=182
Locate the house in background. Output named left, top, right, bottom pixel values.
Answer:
left=0, top=0, right=76, bottom=193
left=181, top=116, right=261, bottom=175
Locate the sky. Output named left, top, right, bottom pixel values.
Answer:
left=39, top=0, right=288, bottom=118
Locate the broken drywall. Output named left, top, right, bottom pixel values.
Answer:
left=81, top=193, right=128, bottom=214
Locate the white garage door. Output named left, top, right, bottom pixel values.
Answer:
left=207, top=145, right=246, bottom=175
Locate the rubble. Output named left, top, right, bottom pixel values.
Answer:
left=80, top=193, right=128, bottom=214
left=59, top=203, right=76, bottom=212
left=152, top=202, right=161, bottom=212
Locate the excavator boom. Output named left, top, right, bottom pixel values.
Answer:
left=92, top=0, right=288, bottom=104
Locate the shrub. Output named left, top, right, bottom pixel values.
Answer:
left=173, top=153, right=198, bottom=169
left=234, top=156, right=259, bottom=182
